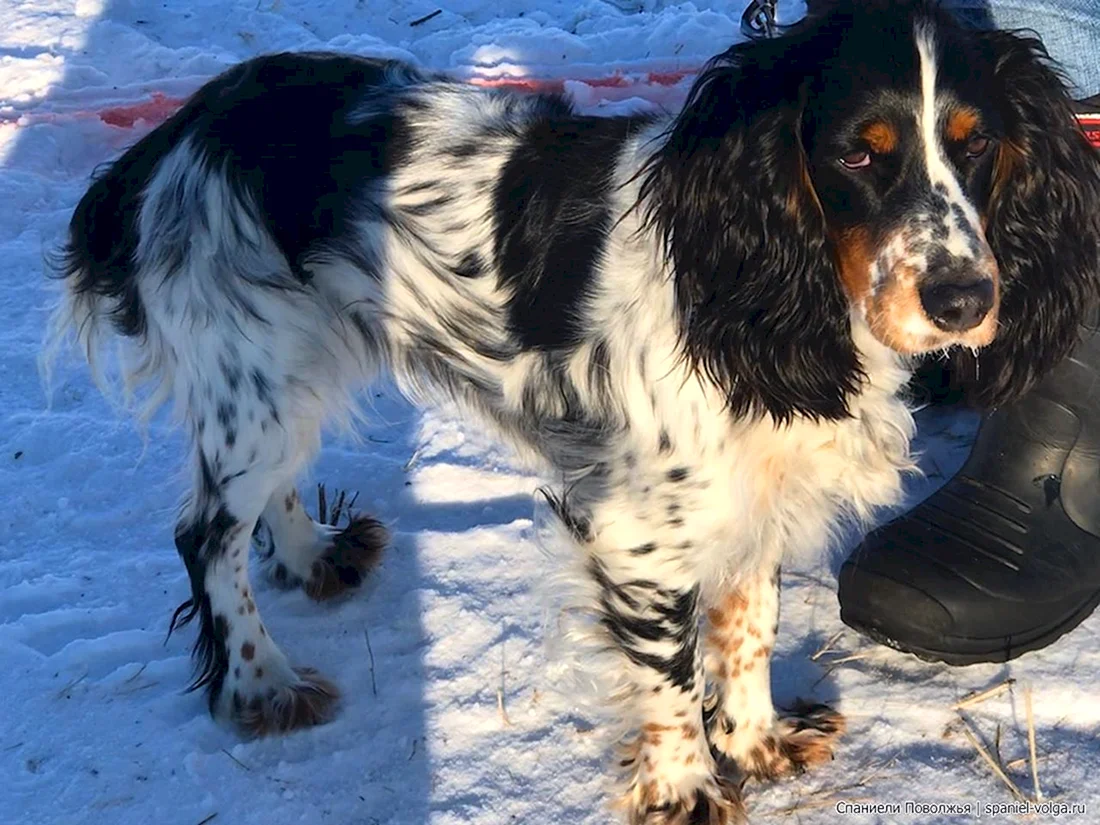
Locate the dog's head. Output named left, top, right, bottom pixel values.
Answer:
left=642, top=0, right=1100, bottom=422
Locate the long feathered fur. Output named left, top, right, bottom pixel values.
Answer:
left=637, top=24, right=863, bottom=424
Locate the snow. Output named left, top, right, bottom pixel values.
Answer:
left=1, top=1, right=1097, bottom=824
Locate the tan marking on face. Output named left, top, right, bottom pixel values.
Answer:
left=866, top=260, right=1000, bottom=353
left=862, top=121, right=898, bottom=154
left=705, top=631, right=724, bottom=653
left=946, top=106, right=980, bottom=142
left=831, top=227, right=876, bottom=303
left=753, top=453, right=789, bottom=510
left=726, top=591, right=748, bottom=613
left=865, top=263, right=929, bottom=352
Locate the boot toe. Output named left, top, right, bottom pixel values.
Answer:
left=838, top=560, right=955, bottom=648
left=839, top=510, right=1100, bottom=664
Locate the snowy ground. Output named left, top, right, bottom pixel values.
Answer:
left=3, top=2, right=1099, bottom=824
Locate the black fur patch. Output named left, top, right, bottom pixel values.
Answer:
left=54, top=53, right=417, bottom=334
left=493, top=110, right=652, bottom=350
left=169, top=503, right=238, bottom=711
left=453, top=251, right=485, bottom=278
left=591, top=560, right=700, bottom=692
left=538, top=486, right=593, bottom=543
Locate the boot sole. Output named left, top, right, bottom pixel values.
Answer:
left=841, top=587, right=1100, bottom=666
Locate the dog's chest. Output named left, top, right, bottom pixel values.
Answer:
left=726, top=390, right=916, bottom=559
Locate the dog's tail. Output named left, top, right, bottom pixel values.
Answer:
left=41, top=116, right=187, bottom=418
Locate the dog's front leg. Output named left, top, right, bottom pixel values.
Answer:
left=585, top=506, right=745, bottom=823
left=704, top=565, right=845, bottom=782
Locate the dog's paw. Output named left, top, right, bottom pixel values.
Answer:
left=226, top=665, right=340, bottom=736
left=624, top=774, right=746, bottom=825
left=711, top=701, right=845, bottom=782
left=302, top=515, right=388, bottom=601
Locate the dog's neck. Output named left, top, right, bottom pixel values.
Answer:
left=849, top=313, right=915, bottom=403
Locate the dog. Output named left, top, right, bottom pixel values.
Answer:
left=44, top=0, right=1100, bottom=821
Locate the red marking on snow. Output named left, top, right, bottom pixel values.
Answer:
left=467, top=77, right=565, bottom=93
left=0, top=92, right=186, bottom=129
left=97, top=93, right=186, bottom=128
left=584, top=75, right=631, bottom=88
left=645, top=71, right=690, bottom=86
left=7, top=69, right=699, bottom=132
left=8, top=75, right=1095, bottom=147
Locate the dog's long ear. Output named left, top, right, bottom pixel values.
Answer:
left=945, top=30, right=1100, bottom=406
left=638, top=30, right=862, bottom=425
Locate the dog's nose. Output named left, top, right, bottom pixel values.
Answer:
left=919, top=279, right=994, bottom=332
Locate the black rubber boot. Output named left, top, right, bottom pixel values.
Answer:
left=839, top=318, right=1100, bottom=665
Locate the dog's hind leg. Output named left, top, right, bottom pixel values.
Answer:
left=170, top=356, right=341, bottom=735
left=253, top=479, right=387, bottom=601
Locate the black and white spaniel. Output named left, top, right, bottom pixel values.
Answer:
left=45, top=0, right=1100, bottom=821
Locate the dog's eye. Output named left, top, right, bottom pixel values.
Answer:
left=965, top=135, right=991, bottom=158
left=839, top=151, right=872, bottom=170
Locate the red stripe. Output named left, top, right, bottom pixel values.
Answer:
left=1077, top=114, right=1100, bottom=148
